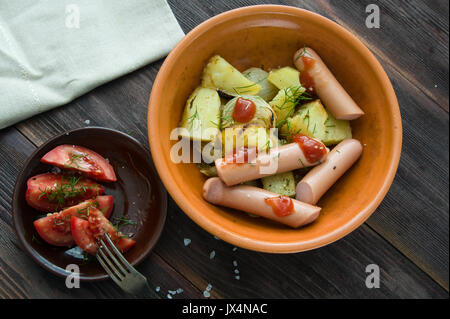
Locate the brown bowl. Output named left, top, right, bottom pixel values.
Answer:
left=12, top=127, right=167, bottom=281
left=147, top=5, right=402, bottom=253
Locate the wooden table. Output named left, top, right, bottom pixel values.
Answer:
left=0, top=0, right=448, bottom=299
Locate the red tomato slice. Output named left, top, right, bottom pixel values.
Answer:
left=71, top=208, right=135, bottom=255
left=33, top=196, right=114, bottom=246
left=26, top=173, right=104, bottom=212
left=41, top=145, right=117, bottom=182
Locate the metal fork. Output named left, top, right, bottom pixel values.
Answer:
left=96, top=234, right=153, bottom=297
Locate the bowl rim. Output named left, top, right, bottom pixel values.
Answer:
left=12, top=126, right=168, bottom=281
left=147, top=5, right=402, bottom=253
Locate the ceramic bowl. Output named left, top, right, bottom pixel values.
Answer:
left=12, top=127, right=167, bottom=280
left=147, top=5, right=402, bottom=253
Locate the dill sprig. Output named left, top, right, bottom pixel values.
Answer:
left=185, top=106, right=200, bottom=129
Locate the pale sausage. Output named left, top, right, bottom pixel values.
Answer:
left=203, top=177, right=321, bottom=228
left=294, top=47, right=365, bottom=120
left=296, top=139, right=363, bottom=204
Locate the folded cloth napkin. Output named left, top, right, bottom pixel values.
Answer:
left=0, top=0, right=184, bottom=129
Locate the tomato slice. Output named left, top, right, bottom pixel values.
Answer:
left=41, top=145, right=117, bottom=182
left=33, top=196, right=114, bottom=246
left=71, top=208, right=135, bottom=255
left=26, top=173, right=104, bottom=212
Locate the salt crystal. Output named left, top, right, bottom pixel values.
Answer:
left=84, top=120, right=90, bottom=125
left=155, top=286, right=160, bottom=292
left=209, top=251, right=216, bottom=259
left=184, top=238, right=191, bottom=246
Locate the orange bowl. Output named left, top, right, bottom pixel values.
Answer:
left=147, top=5, right=402, bottom=253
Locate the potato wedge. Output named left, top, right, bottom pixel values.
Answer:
left=269, top=86, right=306, bottom=125
left=267, top=67, right=301, bottom=89
left=279, top=99, right=328, bottom=141
left=179, top=87, right=221, bottom=141
left=243, top=67, right=278, bottom=101
left=261, top=171, right=296, bottom=197
left=221, top=95, right=276, bottom=129
left=323, top=110, right=352, bottom=146
left=202, top=55, right=261, bottom=96
left=220, top=124, right=273, bottom=155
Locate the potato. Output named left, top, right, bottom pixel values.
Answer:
left=323, top=110, right=352, bottom=146
left=197, top=163, right=218, bottom=177
left=221, top=95, right=276, bottom=129
left=202, top=55, right=261, bottom=96
left=243, top=67, right=278, bottom=101
left=269, top=86, right=306, bottom=124
left=220, top=124, right=273, bottom=155
left=261, top=171, right=296, bottom=197
left=267, top=67, right=301, bottom=89
left=179, top=87, right=222, bottom=141
left=279, top=99, right=328, bottom=141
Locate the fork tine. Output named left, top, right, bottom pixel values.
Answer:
left=99, top=239, right=128, bottom=276
left=96, top=253, right=123, bottom=286
left=97, top=247, right=125, bottom=280
left=103, top=234, right=134, bottom=272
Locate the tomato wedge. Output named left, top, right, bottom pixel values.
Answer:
left=33, top=196, right=114, bottom=246
left=26, top=173, right=104, bottom=212
left=71, top=208, right=135, bottom=255
left=41, top=145, right=117, bottom=182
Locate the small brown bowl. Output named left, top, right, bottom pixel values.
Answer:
left=148, top=5, right=402, bottom=253
left=12, top=127, right=167, bottom=281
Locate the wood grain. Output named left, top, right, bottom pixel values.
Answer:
left=1, top=0, right=448, bottom=298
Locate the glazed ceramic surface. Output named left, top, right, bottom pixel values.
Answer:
left=13, top=127, right=167, bottom=280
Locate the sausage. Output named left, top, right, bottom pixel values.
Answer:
left=293, top=47, right=365, bottom=120
left=215, top=141, right=328, bottom=186
left=203, top=177, right=321, bottom=228
left=296, top=139, right=363, bottom=205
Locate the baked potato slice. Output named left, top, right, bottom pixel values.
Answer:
left=261, top=171, right=296, bottom=197
left=279, top=99, right=328, bottom=142
left=269, top=86, right=306, bottom=125
left=323, top=110, right=352, bottom=146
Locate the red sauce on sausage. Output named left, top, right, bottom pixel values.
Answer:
left=293, top=134, right=327, bottom=163
left=300, top=56, right=316, bottom=94
left=232, top=97, right=256, bottom=123
left=264, top=196, right=294, bottom=217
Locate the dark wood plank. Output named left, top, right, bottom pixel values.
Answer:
left=0, top=128, right=200, bottom=298
left=2, top=0, right=448, bottom=298
left=10, top=62, right=447, bottom=298
left=155, top=199, right=447, bottom=298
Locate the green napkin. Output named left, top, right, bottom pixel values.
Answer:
left=0, top=0, right=184, bottom=129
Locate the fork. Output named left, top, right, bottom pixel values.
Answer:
left=96, top=234, right=153, bottom=297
